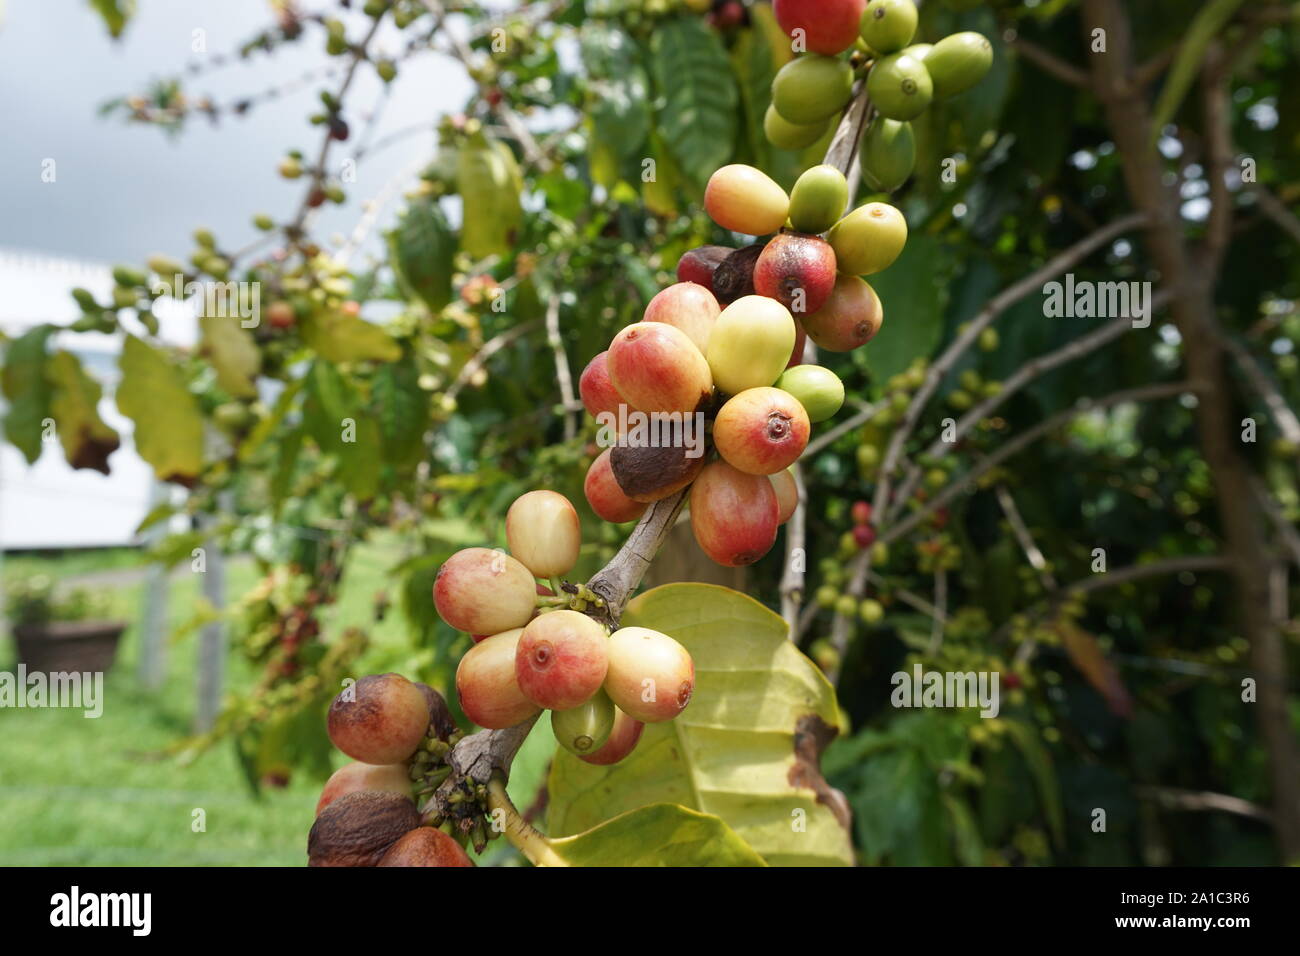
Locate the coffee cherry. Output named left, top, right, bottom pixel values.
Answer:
left=753, top=233, right=838, bottom=316
left=515, top=610, right=609, bottom=711
left=802, top=275, right=883, bottom=350
left=605, top=626, right=695, bottom=723
left=690, top=460, right=780, bottom=566
left=551, top=688, right=616, bottom=756
left=859, top=598, right=885, bottom=624
left=859, top=0, right=917, bottom=55
left=456, top=628, right=542, bottom=729
left=706, top=295, right=796, bottom=395
left=610, top=443, right=707, bottom=503
left=506, top=490, right=581, bottom=578
left=413, top=681, right=459, bottom=741
left=816, top=585, right=839, bottom=608
left=267, top=301, right=296, bottom=329
left=676, top=245, right=732, bottom=293
left=860, top=118, right=916, bottom=193
left=853, top=523, right=876, bottom=548
left=704, top=164, right=790, bottom=236
left=923, top=32, right=993, bottom=99
left=308, top=790, right=421, bottom=867
left=607, top=322, right=713, bottom=414
left=434, top=547, right=537, bottom=635
left=578, top=706, right=645, bottom=765
left=316, top=762, right=412, bottom=817
left=772, top=55, right=855, bottom=124
left=867, top=50, right=933, bottom=121
left=851, top=500, right=873, bottom=524
left=788, top=321, right=808, bottom=367
left=828, top=203, right=907, bottom=275
left=769, top=468, right=800, bottom=524
left=764, top=103, right=828, bottom=151
left=834, top=595, right=857, bottom=616
left=579, top=351, right=627, bottom=422
left=773, top=0, right=865, bottom=56
left=788, top=165, right=850, bottom=235
left=584, top=449, right=650, bottom=523
left=776, top=365, right=845, bottom=422
left=642, top=281, right=721, bottom=353
left=327, top=673, right=431, bottom=765
left=378, top=827, right=475, bottom=867
left=714, top=387, right=811, bottom=475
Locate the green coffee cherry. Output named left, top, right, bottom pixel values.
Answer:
left=866, top=51, right=933, bottom=121
left=923, top=32, right=994, bottom=99
left=834, top=594, right=858, bottom=617
left=816, top=585, right=840, bottom=608
left=776, top=365, right=845, bottom=423
left=859, top=118, right=915, bottom=193
left=764, top=104, right=827, bottom=150
left=772, top=55, right=855, bottom=124
left=788, top=165, right=849, bottom=234
left=859, top=598, right=885, bottom=624
left=551, top=690, right=616, bottom=757
left=859, top=0, right=917, bottom=56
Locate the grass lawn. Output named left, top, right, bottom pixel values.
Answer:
left=0, top=535, right=540, bottom=866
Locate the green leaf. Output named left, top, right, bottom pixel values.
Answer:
left=650, top=17, right=739, bottom=189
left=390, top=199, right=456, bottom=313
left=116, top=336, right=203, bottom=484
left=88, top=0, right=134, bottom=38
left=862, top=235, right=947, bottom=384
left=239, top=378, right=304, bottom=462
left=199, top=316, right=260, bottom=398
left=943, top=794, right=985, bottom=866
left=547, top=583, right=853, bottom=867
left=547, top=804, right=766, bottom=867
left=372, top=356, right=429, bottom=469
left=1002, top=718, right=1065, bottom=846
left=337, top=415, right=382, bottom=500
left=46, top=350, right=121, bottom=474
left=582, top=24, right=651, bottom=164
left=1150, top=0, right=1245, bottom=134
left=456, top=130, right=524, bottom=260
left=300, top=308, right=401, bottom=363
left=2, top=325, right=55, bottom=463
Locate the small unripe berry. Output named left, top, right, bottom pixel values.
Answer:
left=859, top=598, right=884, bottom=624
left=506, top=490, right=581, bottom=578
left=815, top=585, right=839, bottom=608
left=604, top=627, right=695, bottom=723
left=834, top=595, right=857, bottom=617
left=851, top=500, right=873, bottom=524
left=704, top=164, right=790, bottom=236
left=515, top=610, right=609, bottom=711
left=551, top=688, right=616, bottom=756
left=853, top=524, right=876, bottom=548
left=578, top=706, right=645, bottom=766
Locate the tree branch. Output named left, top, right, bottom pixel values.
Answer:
left=1009, top=36, right=1089, bottom=88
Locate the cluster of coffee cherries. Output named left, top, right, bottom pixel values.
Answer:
left=310, top=672, right=479, bottom=866
left=434, top=491, right=696, bottom=762
left=765, top=0, right=992, bottom=194
left=577, top=151, right=902, bottom=567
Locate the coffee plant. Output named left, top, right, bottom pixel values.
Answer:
left=7, top=0, right=1300, bottom=866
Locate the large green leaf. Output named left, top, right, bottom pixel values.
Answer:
left=116, top=336, right=202, bottom=484
left=547, top=804, right=766, bottom=867
left=390, top=198, right=456, bottom=313
left=372, top=356, right=429, bottom=469
left=2, top=325, right=55, bottom=463
left=547, top=583, right=853, bottom=867
left=582, top=24, right=651, bottom=164
left=1002, top=718, right=1065, bottom=846
left=199, top=315, right=260, bottom=398
left=46, top=350, right=121, bottom=474
left=300, top=308, right=401, bottom=363
left=649, top=17, right=738, bottom=189
left=861, top=235, right=947, bottom=384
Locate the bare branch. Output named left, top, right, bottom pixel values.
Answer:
left=544, top=294, right=578, bottom=442
left=1009, top=36, right=1089, bottom=88
left=585, top=490, right=689, bottom=626
left=1250, top=475, right=1300, bottom=572
left=445, top=320, right=541, bottom=405
left=1252, top=187, right=1300, bottom=246
left=996, top=484, right=1058, bottom=589
left=779, top=462, right=808, bottom=632
left=1221, top=335, right=1300, bottom=445
left=803, top=397, right=888, bottom=458
left=1136, top=785, right=1272, bottom=823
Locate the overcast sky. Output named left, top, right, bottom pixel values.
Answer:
left=0, top=0, right=474, bottom=268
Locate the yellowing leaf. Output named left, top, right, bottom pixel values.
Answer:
left=117, top=335, right=203, bottom=485
left=301, top=309, right=401, bottom=363
left=46, top=350, right=120, bottom=474
left=548, top=583, right=853, bottom=867
left=546, top=804, right=766, bottom=867
left=200, top=315, right=260, bottom=398
left=1058, top=619, right=1133, bottom=719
